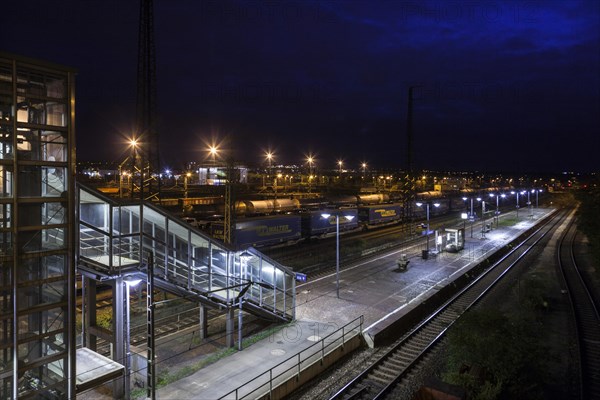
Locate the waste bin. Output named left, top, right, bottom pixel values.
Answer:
left=422, top=249, right=429, bottom=260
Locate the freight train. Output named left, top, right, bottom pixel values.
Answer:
left=207, top=203, right=405, bottom=249
left=189, top=187, right=515, bottom=249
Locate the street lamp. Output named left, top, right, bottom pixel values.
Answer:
left=337, top=160, right=343, bottom=180
left=321, top=212, right=355, bottom=298
left=477, top=197, right=487, bottom=238
left=208, top=145, right=219, bottom=166
left=416, top=202, right=440, bottom=257
left=129, top=138, right=138, bottom=198
left=184, top=172, right=191, bottom=198
left=462, top=196, right=475, bottom=238
left=510, top=190, right=523, bottom=218
left=307, top=155, right=314, bottom=193
left=264, top=151, right=273, bottom=189
left=361, top=162, right=367, bottom=180
left=124, top=276, right=142, bottom=399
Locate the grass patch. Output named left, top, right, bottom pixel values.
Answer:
left=130, top=323, right=290, bottom=398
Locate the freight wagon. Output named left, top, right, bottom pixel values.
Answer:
left=358, top=203, right=402, bottom=228
left=301, top=208, right=359, bottom=239
left=211, top=214, right=302, bottom=249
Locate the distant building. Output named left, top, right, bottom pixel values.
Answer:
left=0, top=52, right=76, bottom=398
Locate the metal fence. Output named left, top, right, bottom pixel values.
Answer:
left=219, top=315, right=364, bottom=400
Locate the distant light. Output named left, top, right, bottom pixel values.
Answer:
left=321, top=213, right=331, bottom=219
left=344, top=215, right=355, bottom=221
left=433, top=203, right=440, bottom=207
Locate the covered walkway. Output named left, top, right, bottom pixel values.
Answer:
left=75, top=184, right=296, bottom=397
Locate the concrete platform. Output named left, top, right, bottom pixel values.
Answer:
left=155, top=208, right=552, bottom=399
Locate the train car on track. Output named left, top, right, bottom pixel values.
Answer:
left=358, top=203, right=402, bottom=228
left=211, top=214, right=302, bottom=249
left=301, top=208, right=360, bottom=238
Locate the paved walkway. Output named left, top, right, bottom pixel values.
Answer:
left=152, top=208, right=551, bottom=399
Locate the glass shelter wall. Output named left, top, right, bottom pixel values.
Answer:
left=78, top=185, right=295, bottom=320
left=0, top=54, right=75, bottom=399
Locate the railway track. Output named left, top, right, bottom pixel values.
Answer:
left=328, top=208, right=566, bottom=400
left=557, top=213, right=600, bottom=399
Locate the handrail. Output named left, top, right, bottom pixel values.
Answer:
left=218, top=315, right=363, bottom=400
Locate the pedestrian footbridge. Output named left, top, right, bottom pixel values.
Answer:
left=77, top=184, right=295, bottom=322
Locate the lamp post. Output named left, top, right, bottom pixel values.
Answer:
left=124, top=276, right=142, bottom=399
left=462, top=197, right=475, bottom=237
left=321, top=212, right=355, bottom=298
left=416, top=202, right=440, bottom=256
left=129, top=138, right=138, bottom=199
left=183, top=172, right=191, bottom=198
left=528, top=189, right=533, bottom=218
left=337, top=160, right=343, bottom=180
left=306, top=156, right=314, bottom=193
left=477, top=197, right=487, bottom=238
left=534, top=189, right=542, bottom=208
left=361, top=162, right=367, bottom=180
left=265, top=151, right=273, bottom=189
left=511, top=190, right=522, bottom=218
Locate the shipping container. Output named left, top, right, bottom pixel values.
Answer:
left=358, top=203, right=402, bottom=227
left=211, top=214, right=302, bottom=249
left=301, top=208, right=359, bottom=238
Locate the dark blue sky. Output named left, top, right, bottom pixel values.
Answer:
left=4, top=0, right=599, bottom=172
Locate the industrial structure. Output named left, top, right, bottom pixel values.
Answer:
left=0, top=52, right=77, bottom=399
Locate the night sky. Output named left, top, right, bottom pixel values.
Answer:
left=4, top=0, right=599, bottom=173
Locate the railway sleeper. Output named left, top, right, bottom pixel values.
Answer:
left=369, top=373, right=392, bottom=385
left=397, top=352, right=417, bottom=363
left=403, top=343, right=424, bottom=354
left=383, top=357, right=407, bottom=369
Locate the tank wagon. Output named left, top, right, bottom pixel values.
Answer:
left=235, top=199, right=300, bottom=215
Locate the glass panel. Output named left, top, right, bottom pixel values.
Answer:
left=0, top=124, right=13, bottom=159
left=114, top=205, right=140, bottom=236
left=113, top=237, right=139, bottom=264
left=210, top=245, right=228, bottom=291
left=12, top=129, right=66, bottom=162
left=46, top=102, right=66, bottom=127
left=79, top=197, right=109, bottom=232
left=0, top=230, right=11, bottom=254
left=18, top=227, right=66, bottom=252
left=45, top=75, right=65, bottom=99
left=17, top=279, right=66, bottom=310
left=18, top=307, right=65, bottom=338
left=16, top=254, right=66, bottom=283
left=0, top=93, right=12, bottom=122
left=18, top=202, right=66, bottom=227
left=142, top=206, right=165, bottom=241
left=17, top=165, right=67, bottom=197
left=0, top=63, right=12, bottom=93
left=0, top=203, right=11, bottom=228
left=79, top=223, right=109, bottom=262
left=0, top=164, right=13, bottom=197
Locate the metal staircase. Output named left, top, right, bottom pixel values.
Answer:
left=76, top=183, right=295, bottom=322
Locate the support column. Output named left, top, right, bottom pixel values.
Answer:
left=199, top=304, right=208, bottom=339
left=83, top=277, right=97, bottom=351
left=225, top=306, right=235, bottom=348
left=112, top=277, right=125, bottom=399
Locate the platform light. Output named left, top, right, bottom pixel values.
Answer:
left=416, top=202, right=439, bottom=257
left=321, top=212, right=354, bottom=298
left=123, top=276, right=142, bottom=399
